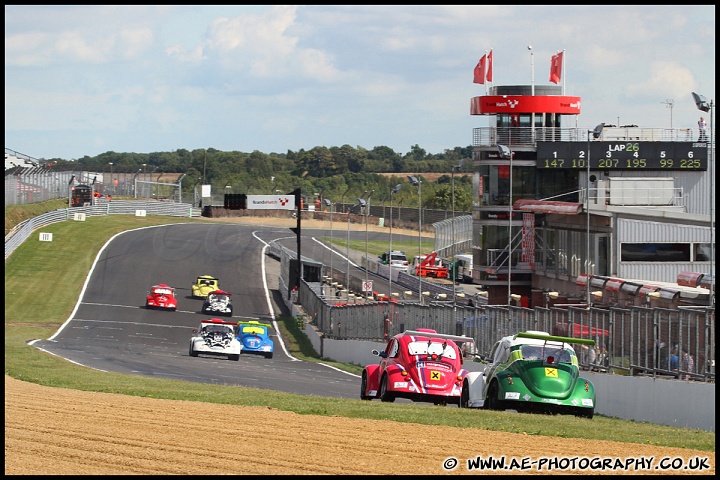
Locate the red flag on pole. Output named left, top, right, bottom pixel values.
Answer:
left=473, top=54, right=486, bottom=84
left=486, top=49, right=493, bottom=82
left=549, top=51, right=563, bottom=84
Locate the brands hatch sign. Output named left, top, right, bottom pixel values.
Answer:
left=248, top=195, right=295, bottom=210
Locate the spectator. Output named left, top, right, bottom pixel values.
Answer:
left=669, top=344, right=679, bottom=372
left=698, top=116, right=708, bottom=142
left=579, top=344, right=594, bottom=368
left=656, top=341, right=668, bottom=370
left=594, top=342, right=610, bottom=372
left=587, top=344, right=597, bottom=366
left=680, top=348, right=695, bottom=380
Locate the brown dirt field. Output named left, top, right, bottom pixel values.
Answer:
left=4, top=376, right=713, bottom=475
left=5, top=215, right=714, bottom=475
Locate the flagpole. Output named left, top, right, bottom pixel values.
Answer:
left=488, top=47, right=493, bottom=93
left=562, top=49, right=566, bottom=95
left=484, top=49, right=489, bottom=95
left=528, top=44, right=534, bottom=95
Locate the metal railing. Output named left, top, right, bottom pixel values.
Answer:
left=295, top=274, right=715, bottom=383
left=5, top=200, right=200, bottom=260
left=273, top=236, right=714, bottom=383
left=473, top=126, right=701, bottom=148
left=5, top=168, right=186, bottom=206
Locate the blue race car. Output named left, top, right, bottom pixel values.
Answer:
left=237, top=320, right=274, bottom=359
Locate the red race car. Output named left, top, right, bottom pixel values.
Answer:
left=145, top=284, right=177, bottom=311
left=360, top=328, right=474, bottom=406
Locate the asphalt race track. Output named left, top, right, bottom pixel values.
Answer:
left=33, top=223, right=372, bottom=399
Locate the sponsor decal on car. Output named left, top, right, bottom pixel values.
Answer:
left=416, top=361, right=453, bottom=372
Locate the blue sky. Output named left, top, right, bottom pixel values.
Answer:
left=4, top=5, right=716, bottom=161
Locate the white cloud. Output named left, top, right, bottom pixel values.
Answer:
left=3, top=5, right=715, bottom=159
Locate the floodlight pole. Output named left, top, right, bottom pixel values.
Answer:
left=408, top=176, right=423, bottom=304
left=364, top=190, right=374, bottom=300
left=587, top=130, right=592, bottom=307
left=346, top=204, right=352, bottom=302
left=389, top=184, right=402, bottom=298
left=324, top=198, right=334, bottom=283
left=451, top=160, right=464, bottom=315
left=710, top=101, right=715, bottom=308
left=692, top=92, right=714, bottom=307
left=587, top=123, right=604, bottom=307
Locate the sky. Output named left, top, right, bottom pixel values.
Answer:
left=4, top=5, right=716, bottom=161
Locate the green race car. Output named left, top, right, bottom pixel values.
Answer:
left=460, top=331, right=596, bottom=418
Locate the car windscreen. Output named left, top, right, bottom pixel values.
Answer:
left=407, top=341, right=457, bottom=359
left=521, top=344, right=573, bottom=363
left=241, top=326, right=266, bottom=335
left=153, top=289, right=173, bottom=295
left=204, top=326, right=232, bottom=335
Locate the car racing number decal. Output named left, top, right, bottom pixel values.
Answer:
left=544, top=367, right=558, bottom=377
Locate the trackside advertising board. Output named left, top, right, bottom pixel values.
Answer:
left=248, top=195, right=295, bottom=210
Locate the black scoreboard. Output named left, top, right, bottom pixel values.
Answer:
left=536, top=141, right=708, bottom=170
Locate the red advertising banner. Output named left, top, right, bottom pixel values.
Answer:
left=470, top=95, right=581, bottom=115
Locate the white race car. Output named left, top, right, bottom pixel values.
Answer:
left=201, top=290, right=233, bottom=317
left=189, top=318, right=241, bottom=361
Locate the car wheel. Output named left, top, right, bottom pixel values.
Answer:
left=433, top=399, right=448, bottom=406
left=228, top=354, right=240, bottom=361
left=360, top=372, right=372, bottom=400
left=379, top=374, right=395, bottom=403
left=460, top=382, right=470, bottom=408
left=485, top=380, right=501, bottom=410
left=189, top=344, right=198, bottom=357
left=576, top=408, right=594, bottom=419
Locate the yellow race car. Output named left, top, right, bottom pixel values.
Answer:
left=191, top=275, right=220, bottom=298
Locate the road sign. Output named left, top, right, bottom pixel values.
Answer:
left=362, top=280, right=373, bottom=293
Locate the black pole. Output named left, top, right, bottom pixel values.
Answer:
left=289, top=188, right=302, bottom=299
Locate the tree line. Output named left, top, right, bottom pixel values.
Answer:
left=43, top=143, right=474, bottom=212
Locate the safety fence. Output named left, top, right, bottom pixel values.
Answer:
left=274, top=240, right=715, bottom=383
left=5, top=168, right=187, bottom=206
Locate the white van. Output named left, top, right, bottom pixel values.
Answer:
left=379, top=250, right=409, bottom=273
left=454, top=254, right=473, bottom=283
